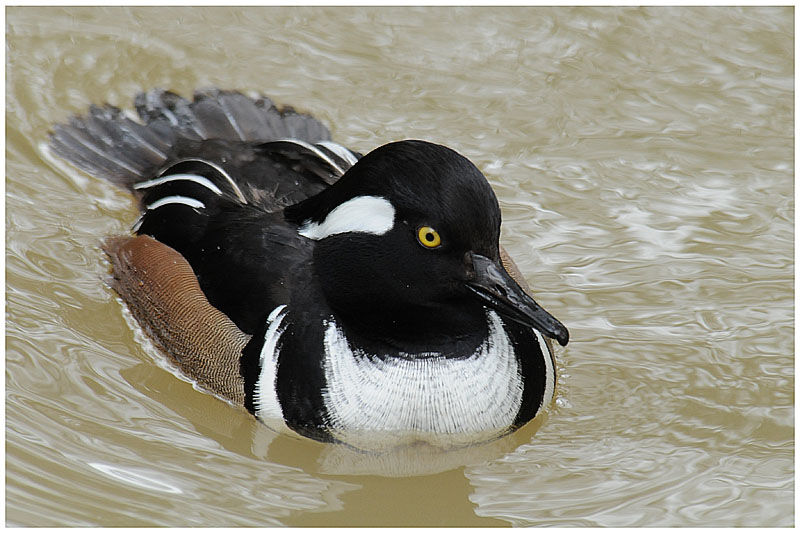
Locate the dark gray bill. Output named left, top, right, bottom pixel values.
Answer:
left=466, top=253, right=569, bottom=346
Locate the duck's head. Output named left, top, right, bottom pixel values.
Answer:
left=284, top=140, right=569, bottom=350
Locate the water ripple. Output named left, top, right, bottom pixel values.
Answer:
left=7, top=5, right=793, bottom=527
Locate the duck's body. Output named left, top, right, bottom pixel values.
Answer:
left=50, top=89, right=568, bottom=449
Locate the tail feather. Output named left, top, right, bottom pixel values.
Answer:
left=49, top=88, right=334, bottom=190
left=131, top=88, right=332, bottom=144
left=81, top=105, right=173, bottom=172
left=51, top=103, right=173, bottom=186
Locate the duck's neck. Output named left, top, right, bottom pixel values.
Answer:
left=327, top=298, right=491, bottom=358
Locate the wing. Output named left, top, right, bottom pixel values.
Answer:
left=49, top=88, right=361, bottom=209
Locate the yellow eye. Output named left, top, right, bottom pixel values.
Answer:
left=417, top=226, right=442, bottom=248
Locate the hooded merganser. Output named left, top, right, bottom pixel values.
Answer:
left=49, top=89, right=569, bottom=450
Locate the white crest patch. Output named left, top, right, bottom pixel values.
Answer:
left=298, top=195, right=395, bottom=240
left=254, top=305, right=289, bottom=431
left=321, top=310, right=524, bottom=448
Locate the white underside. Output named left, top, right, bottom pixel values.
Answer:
left=321, top=310, right=525, bottom=448
left=253, top=305, right=555, bottom=450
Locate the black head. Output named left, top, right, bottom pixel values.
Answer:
left=285, top=140, right=568, bottom=351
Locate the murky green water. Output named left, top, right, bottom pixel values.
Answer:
left=6, top=6, right=793, bottom=526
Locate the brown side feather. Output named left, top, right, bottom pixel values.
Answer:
left=103, top=235, right=250, bottom=405
left=499, top=245, right=530, bottom=293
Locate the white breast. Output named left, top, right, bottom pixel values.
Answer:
left=321, top=310, right=524, bottom=448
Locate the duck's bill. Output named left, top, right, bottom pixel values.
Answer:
left=467, top=253, right=569, bottom=346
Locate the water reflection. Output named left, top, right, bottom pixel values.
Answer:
left=124, top=353, right=550, bottom=479
left=121, top=355, right=535, bottom=526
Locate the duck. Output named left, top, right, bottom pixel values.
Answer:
left=48, top=88, right=569, bottom=450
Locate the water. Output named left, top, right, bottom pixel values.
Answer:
left=6, top=6, right=793, bottom=526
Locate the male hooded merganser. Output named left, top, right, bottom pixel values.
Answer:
left=49, top=89, right=569, bottom=450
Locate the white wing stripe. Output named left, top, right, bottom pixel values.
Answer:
left=159, top=158, right=247, bottom=204
left=317, top=141, right=359, bottom=167
left=133, top=173, right=223, bottom=195
left=274, top=138, right=346, bottom=176
left=145, top=195, right=205, bottom=211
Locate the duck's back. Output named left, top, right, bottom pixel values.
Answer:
left=50, top=88, right=359, bottom=212
left=50, top=89, right=360, bottom=334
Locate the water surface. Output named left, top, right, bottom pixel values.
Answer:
left=6, top=6, right=793, bottom=526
